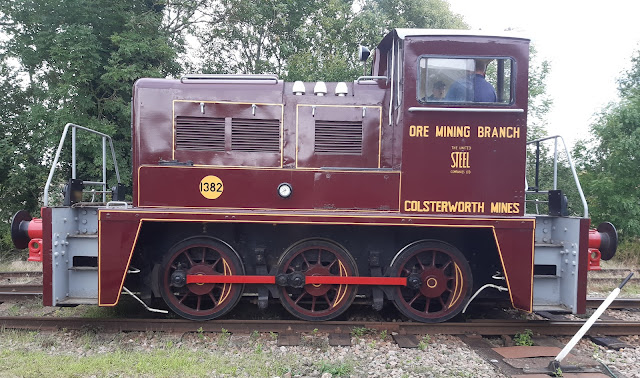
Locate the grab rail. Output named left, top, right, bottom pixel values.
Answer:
left=180, top=74, right=279, bottom=84
left=44, top=123, right=121, bottom=206
left=356, top=76, right=388, bottom=84
left=525, top=135, right=588, bottom=218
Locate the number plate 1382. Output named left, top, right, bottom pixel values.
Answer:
left=199, top=175, right=223, bottom=199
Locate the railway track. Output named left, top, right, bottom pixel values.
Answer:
left=0, top=316, right=638, bottom=337
left=0, top=271, right=42, bottom=280
left=1, top=282, right=640, bottom=308
left=0, top=284, right=42, bottom=302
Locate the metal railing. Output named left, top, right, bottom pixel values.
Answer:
left=525, top=135, right=588, bottom=218
left=180, top=74, right=279, bottom=84
left=356, top=75, right=388, bottom=84
left=44, top=123, right=121, bottom=206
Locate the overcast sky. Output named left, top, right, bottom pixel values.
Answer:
left=447, top=0, right=640, bottom=146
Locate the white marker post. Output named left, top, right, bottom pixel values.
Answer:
left=549, top=272, right=634, bottom=374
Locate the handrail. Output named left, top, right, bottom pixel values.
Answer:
left=44, top=123, right=121, bottom=206
left=356, top=76, right=388, bottom=84
left=180, top=74, right=279, bottom=84
left=525, top=135, right=588, bottom=218
left=408, top=107, right=524, bottom=113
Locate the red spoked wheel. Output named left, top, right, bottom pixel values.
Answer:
left=159, top=237, right=244, bottom=320
left=277, top=239, right=358, bottom=321
left=390, top=240, right=472, bottom=323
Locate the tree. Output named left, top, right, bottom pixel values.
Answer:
left=194, top=0, right=321, bottom=75
left=191, top=0, right=466, bottom=81
left=0, top=0, right=181, bottom=254
left=574, top=50, right=640, bottom=239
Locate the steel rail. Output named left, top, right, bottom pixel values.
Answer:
left=0, top=317, right=638, bottom=336
left=0, top=271, right=42, bottom=280
left=1, top=280, right=639, bottom=310
left=0, top=284, right=43, bottom=292
left=586, top=297, right=640, bottom=309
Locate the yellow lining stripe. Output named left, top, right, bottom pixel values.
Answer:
left=448, top=263, right=463, bottom=309
left=105, top=208, right=536, bottom=224
left=98, top=219, right=144, bottom=306
left=98, top=212, right=533, bottom=311
left=136, top=164, right=401, bottom=210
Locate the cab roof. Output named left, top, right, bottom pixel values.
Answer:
left=377, top=28, right=530, bottom=51
left=394, top=28, right=529, bottom=41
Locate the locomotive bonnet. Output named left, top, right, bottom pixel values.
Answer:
left=11, top=29, right=617, bottom=322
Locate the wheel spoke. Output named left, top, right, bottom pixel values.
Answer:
left=317, top=248, right=322, bottom=265
left=208, top=292, right=218, bottom=307
left=326, top=258, right=337, bottom=270
left=211, top=258, right=220, bottom=271
left=196, top=295, right=202, bottom=311
left=294, top=291, right=307, bottom=305
left=423, top=297, right=431, bottom=313
left=201, top=247, right=206, bottom=263
left=183, top=251, right=195, bottom=266
left=431, top=251, right=437, bottom=267
left=178, top=292, right=189, bottom=304
left=302, top=253, right=311, bottom=269
left=311, top=295, right=317, bottom=312
left=416, top=257, right=426, bottom=271
left=408, top=291, right=421, bottom=306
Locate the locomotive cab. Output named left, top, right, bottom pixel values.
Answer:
left=11, top=29, right=616, bottom=323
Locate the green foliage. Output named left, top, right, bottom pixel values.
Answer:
left=616, top=238, right=640, bottom=265
left=192, top=0, right=466, bottom=82
left=574, top=49, right=640, bottom=239
left=0, top=0, right=181, bottom=255
left=216, top=328, right=231, bottom=346
left=418, top=334, right=431, bottom=351
left=351, top=326, right=371, bottom=338
left=514, top=329, right=534, bottom=346
left=372, top=0, right=466, bottom=30
left=315, top=360, right=354, bottom=376
left=528, top=45, right=553, bottom=140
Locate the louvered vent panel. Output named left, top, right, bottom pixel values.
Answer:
left=315, top=121, right=363, bottom=154
left=175, top=116, right=225, bottom=151
left=231, top=118, right=280, bottom=152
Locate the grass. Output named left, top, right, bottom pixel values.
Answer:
left=514, top=329, right=534, bottom=346
left=351, top=326, right=373, bottom=338
left=315, top=360, right=354, bottom=377
left=418, top=335, right=431, bottom=351
left=588, top=259, right=640, bottom=296
left=0, top=258, right=41, bottom=272
left=0, top=330, right=302, bottom=377
left=613, top=238, right=640, bottom=266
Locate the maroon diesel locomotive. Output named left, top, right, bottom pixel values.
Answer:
left=11, top=29, right=618, bottom=323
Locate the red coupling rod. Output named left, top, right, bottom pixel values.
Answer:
left=186, top=275, right=407, bottom=286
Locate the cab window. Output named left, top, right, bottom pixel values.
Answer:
left=418, top=57, right=514, bottom=104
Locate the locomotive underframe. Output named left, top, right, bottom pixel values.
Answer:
left=41, top=204, right=554, bottom=321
